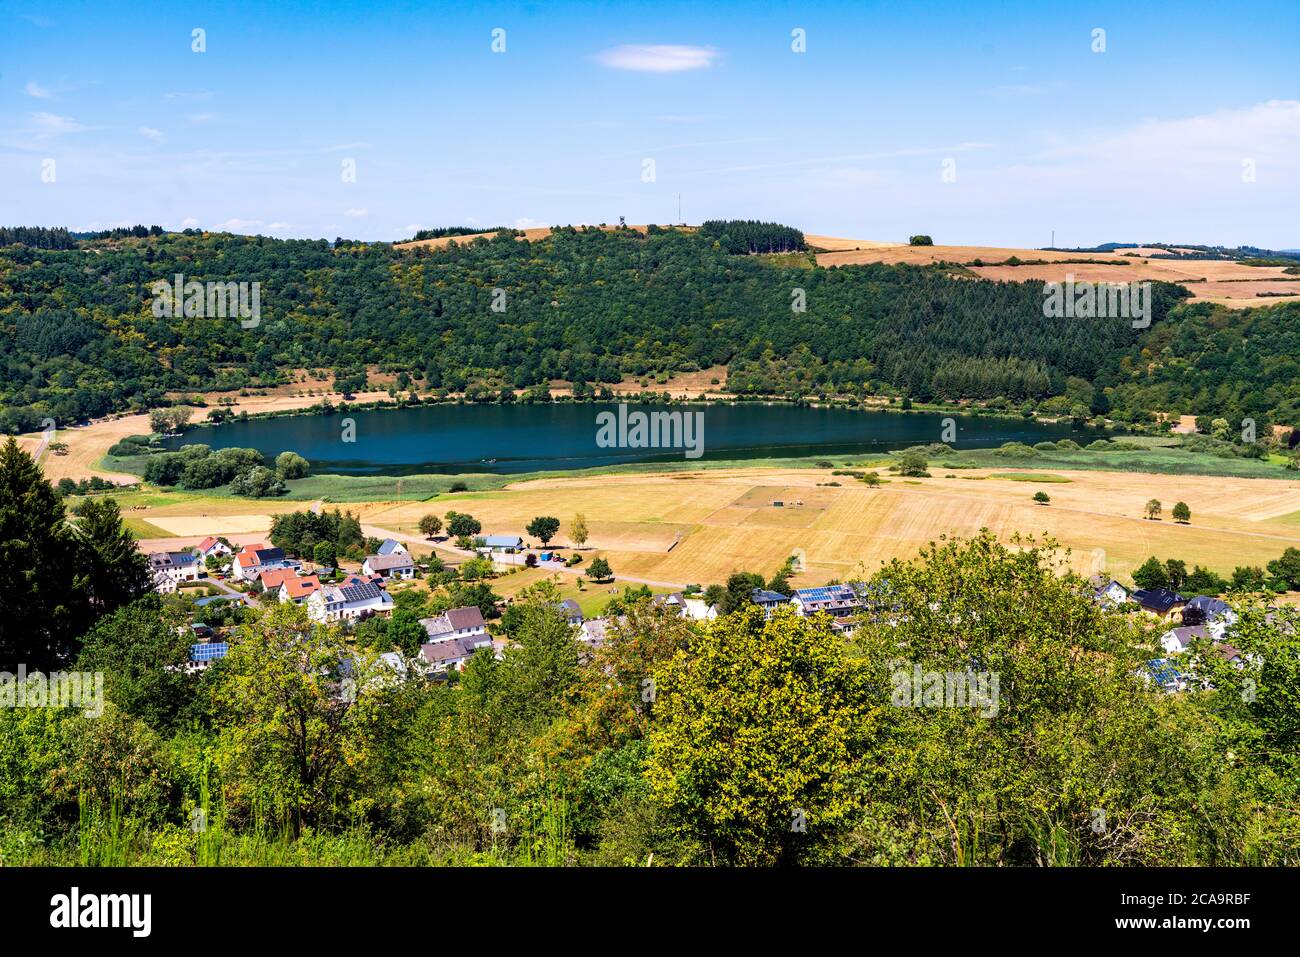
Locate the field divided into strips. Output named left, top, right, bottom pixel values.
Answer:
left=812, top=242, right=1300, bottom=307
left=357, top=466, right=1300, bottom=588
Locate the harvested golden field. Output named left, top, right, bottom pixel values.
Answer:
left=804, top=234, right=901, bottom=252
left=815, top=244, right=1126, bottom=268
left=814, top=241, right=1294, bottom=308
left=350, top=466, right=1300, bottom=589
left=970, top=262, right=1190, bottom=283
left=146, top=514, right=277, bottom=537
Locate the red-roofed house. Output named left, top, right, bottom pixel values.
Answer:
left=233, top=544, right=297, bottom=582
left=279, top=575, right=322, bottom=604
left=258, top=567, right=300, bottom=592
left=196, top=536, right=233, bottom=560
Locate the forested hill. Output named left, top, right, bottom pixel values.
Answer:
left=0, top=224, right=1295, bottom=434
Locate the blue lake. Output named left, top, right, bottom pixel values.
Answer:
left=163, top=402, right=1105, bottom=475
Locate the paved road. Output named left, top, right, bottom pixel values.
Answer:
left=200, top=575, right=258, bottom=607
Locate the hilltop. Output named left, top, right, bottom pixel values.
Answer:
left=394, top=225, right=1300, bottom=308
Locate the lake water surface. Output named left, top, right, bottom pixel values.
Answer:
left=163, top=403, right=1104, bottom=475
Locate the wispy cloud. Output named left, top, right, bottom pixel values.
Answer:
left=682, top=142, right=994, bottom=177
left=213, top=218, right=263, bottom=231
left=25, top=80, right=53, bottom=99
left=595, top=44, right=720, bottom=72
left=986, top=80, right=1069, bottom=98
left=138, top=126, right=165, bottom=143
left=29, top=111, right=89, bottom=136
left=344, top=208, right=368, bottom=218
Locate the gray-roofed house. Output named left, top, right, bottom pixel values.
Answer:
left=1182, top=596, right=1238, bottom=637
left=375, top=538, right=408, bottom=556
left=148, top=550, right=202, bottom=593
left=557, top=598, right=584, bottom=626
left=1160, top=624, right=1209, bottom=656
left=750, top=588, right=790, bottom=618
left=419, top=636, right=484, bottom=673
left=479, top=535, right=524, bottom=554
left=362, top=552, right=416, bottom=580
left=420, top=605, right=489, bottom=645
left=791, top=583, right=866, bottom=617
left=307, top=579, right=394, bottom=623
left=579, top=618, right=612, bottom=647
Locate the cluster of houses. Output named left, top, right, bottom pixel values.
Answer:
left=1090, top=578, right=1253, bottom=692
left=569, top=582, right=884, bottom=653
left=146, top=535, right=428, bottom=668
left=149, top=527, right=1273, bottom=693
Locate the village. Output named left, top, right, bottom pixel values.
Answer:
left=142, top=520, right=1268, bottom=695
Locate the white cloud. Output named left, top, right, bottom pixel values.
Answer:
left=512, top=217, right=548, bottom=229
left=188, top=112, right=216, bottom=125
left=344, top=208, right=368, bottom=217
left=1039, top=99, right=1300, bottom=174
left=25, top=80, right=53, bottom=99
left=213, top=218, right=262, bottom=231
left=595, top=44, right=720, bottom=73
left=267, top=221, right=291, bottom=230
left=29, top=112, right=88, bottom=135
left=138, top=126, right=165, bottom=143
left=179, top=217, right=201, bottom=228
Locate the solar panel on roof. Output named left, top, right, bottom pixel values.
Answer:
left=340, top=581, right=383, bottom=602
left=190, top=642, right=229, bottom=662
left=1145, top=658, right=1184, bottom=688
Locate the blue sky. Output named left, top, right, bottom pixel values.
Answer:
left=2, top=0, right=1297, bottom=247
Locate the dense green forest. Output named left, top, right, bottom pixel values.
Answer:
left=1, top=439, right=1296, bottom=866
left=0, top=226, right=1295, bottom=438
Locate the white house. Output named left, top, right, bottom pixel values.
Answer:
left=420, top=606, right=489, bottom=645
left=307, top=579, right=394, bottom=622
left=362, top=552, right=416, bottom=580
left=148, top=550, right=201, bottom=593
left=1091, top=578, right=1131, bottom=609
left=750, top=588, right=790, bottom=618
left=478, top=535, right=524, bottom=555
left=279, top=575, right=322, bottom=604
left=232, top=544, right=298, bottom=582
left=375, top=538, right=409, bottom=556
left=1160, top=625, right=1209, bottom=656
left=419, top=636, right=484, bottom=674
left=791, top=584, right=865, bottom=617
left=195, top=536, right=233, bottom=560
left=579, top=618, right=612, bottom=647
left=648, top=592, right=718, bottom=622
left=683, top=597, right=718, bottom=621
